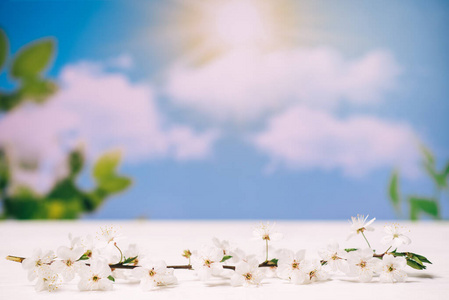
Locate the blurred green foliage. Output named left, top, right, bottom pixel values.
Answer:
left=0, top=29, right=132, bottom=219
left=0, top=149, right=131, bottom=219
left=388, top=146, right=449, bottom=220
left=0, top=28, right=57, bottom=111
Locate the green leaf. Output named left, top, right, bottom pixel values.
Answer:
left=44, top=198, right=84, bottom=219
left=420, top=146, right=447, bottom=189
left=11, top=38, right=55, bottom=79
left=19, top=77, right=57, bottom=102
left=412, top=253, right=432, bottom=264
left=47, top=178, right=81, bottom=201
left=0, top=28, right=8, bottom=73
left=81, top=192, right=104, bottom=212
left=421, top=145, right=435, bottom=166
left=220, top=255, right=232, bottom=263
left=0, top=92, right=22, bottom=112
left=409, top=197, right=439, bottom=220
left=444, top=161, right=449, bottom=179
left=391, top=251, right=405, bottom=257
left=107, top=275, right=115, bottom=282
left=68, top=149, right=84, bottom=177
left=388, top=171, right=401, bottom=212
left=123, top=256, right=138, bottom=264
left=78, top=254, right=90, bottom=261
left=98, top=176, right=131, bottom=194
left=440, top=160, right=449, bottom=189
left=0, top=150, right=10, bottom=192
left=93, top=150, right=122, bottom=181
left=92, top=150, right=131, bottom=194
left=269, top=258, right=279, bottom=265
left=392, top=251, right=432, bottom=265
left=412, top=255, right=423, bottom=265
left=344, top=248, right=358, bottom=253
left=425, top=166, right=447, bottom=189
left=435, top=173, right=447, bottom=189
left=3, top=186, right=46, bottom=219
left=406, top=258, right=426, bottom=270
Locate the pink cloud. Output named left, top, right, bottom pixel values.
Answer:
left=252, top=106, right=420, bottom=177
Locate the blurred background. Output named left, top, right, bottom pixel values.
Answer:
left=0, top=0, right=448, bottom=220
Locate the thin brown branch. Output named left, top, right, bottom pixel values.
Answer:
left=6, top=255, right=277, bottom=271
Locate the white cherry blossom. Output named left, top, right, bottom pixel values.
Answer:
left=52, top=246, right=85, bottom=282
left=318, top=240, right=348, bottom=272
left=112, top=243, right=145, bottom=280
left=231, top=258, right=264, bottom=286
left=191, top=246, right=224, bottom=281
left=347, top=215, right=376, bottom=240
left=346, top=248, right=377, bottom=282
left=212, top=238, right=243, bottom=264
left=231, top=248, right=256, bottom=264
left=22, top=249, right=55, bottom=281
left=34, top=265, right=61, bottom=292
left=123, top=244, right=143, bottom=264
left=277, top=249, right=307, bottom=280
left=77, top=259, right=113, bottom=291
left=132, top=260, right=177, bottom=291
left=252, top=222, right=283, bottom=241
left=68, top=233, right=82, bottom=249
left=212, top=237, right=232, bottom=256
left=301, top=260, right=329, bottom=284
left=378, top=254, right=407, bottom=283
left=96, top=226, right=124, bottom=247
left=381, top=224, right=411, bottom=249
left=80, top=234, right=96, bottom=259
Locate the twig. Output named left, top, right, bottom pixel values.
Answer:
left=6, top=255, right=277, bottom=271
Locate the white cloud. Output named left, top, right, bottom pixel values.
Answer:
left=106, top=54, right=134, bottom=69
left=0, top=61, right=218, bottom=193
left=167, top=126, right=219, bottom=161
left=251, top=106, right=420, bottom=177
left=164, top=47, right=401, bottom=121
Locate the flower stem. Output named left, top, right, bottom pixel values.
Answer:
left=114, top=243, right=123, bottom=264
left=265, top=239, right=269, bottom=262
left=384, top=246, right=392, bottom=254
left=361, top=232, right=371, bottom=248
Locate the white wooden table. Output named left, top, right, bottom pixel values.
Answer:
left=1, top=221, right=448, bottom=299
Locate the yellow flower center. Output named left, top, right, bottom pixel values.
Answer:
left=291, top=261, right=299, bottom=269
left=309, top=270, right=316, bottom=279
left=204, top=259, right=212, bottom=267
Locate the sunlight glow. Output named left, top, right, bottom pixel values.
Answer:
left=212, top=1, right=267, bottom=48
left=166, top=0, right=298, bottom=64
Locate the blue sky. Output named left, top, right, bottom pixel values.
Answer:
left=1, top=0, right=448, bottom=219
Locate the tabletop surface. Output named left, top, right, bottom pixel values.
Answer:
left=1, top=220, right=448, bottom=300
